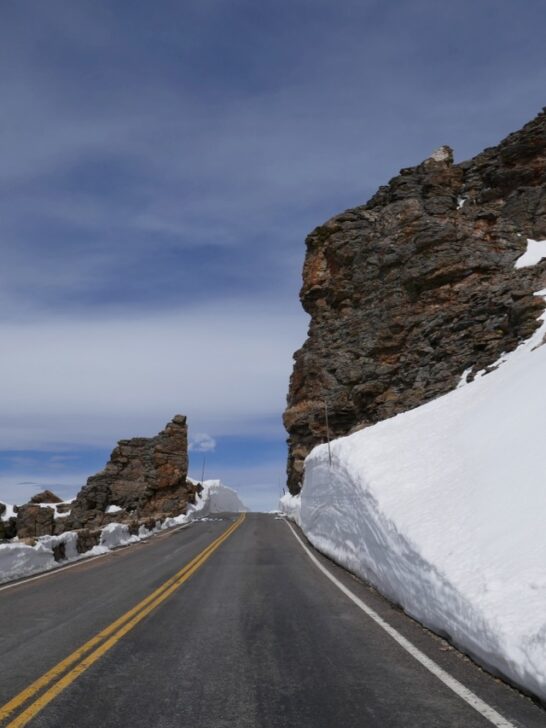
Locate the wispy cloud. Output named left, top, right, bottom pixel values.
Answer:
left=189, top=433, right=217, bottom=453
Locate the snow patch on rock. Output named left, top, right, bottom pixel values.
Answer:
left=36, top=500, right=75, bottom=519
left=1, top=503, right=17, bottom=521
left=106, top=504, right=123, bottom=514
left=515, top=238, right=546, bottom=269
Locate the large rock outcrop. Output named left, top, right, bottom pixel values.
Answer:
left=65, top=415, right=200, bottom=530
left=284, top=109, right=546, bottom=493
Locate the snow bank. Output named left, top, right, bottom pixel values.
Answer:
left=189, top=480, right=248, bottom=516
left=282, top=293, right=546, bottom=701
left=98, top=523, right=138, bottom=550
left=0, top=531, right=80, bottom=583
left=0, top=479, right=246, bottom=584
left=158, top=479, right=247, bottom=529
left=279, top=493, right=302, bottom=527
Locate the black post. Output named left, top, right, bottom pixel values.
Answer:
left=324, top=400, right=332, bottom=466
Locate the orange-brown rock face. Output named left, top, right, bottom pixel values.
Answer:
left=284, top=111, right=546, bottom=494
left=65, top=415, right=200, bottom=529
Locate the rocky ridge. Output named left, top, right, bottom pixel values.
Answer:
left=284, top=109, right=546, bottom=493
left=1, top=415, right=200, bottom=547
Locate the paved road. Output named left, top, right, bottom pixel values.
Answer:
left=0, top=513, right=544, bottom=727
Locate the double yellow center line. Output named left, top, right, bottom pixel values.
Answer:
left=0, top=513, right=245, bottom=728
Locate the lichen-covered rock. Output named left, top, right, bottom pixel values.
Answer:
left=15, top=504, right=56, bottom=538
left=284, top=108, right=546, bottom=493
left=64, top=415, right=196, bottom=530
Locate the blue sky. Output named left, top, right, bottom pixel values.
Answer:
left=1, top=0, right=545, bottom=510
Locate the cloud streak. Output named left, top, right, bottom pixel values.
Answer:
left=0, top=299, right=306, bottom=449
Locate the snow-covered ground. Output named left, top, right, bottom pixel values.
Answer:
left=281, top=288, right=546, bottom=702
left=0, top=480, right=247, bottom=585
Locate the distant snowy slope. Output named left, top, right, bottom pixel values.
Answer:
left=282, top=292, right=546, bottom=701
left=182, top=479, right=248, bottom=518
left=193, top=480, right=248, bottom=514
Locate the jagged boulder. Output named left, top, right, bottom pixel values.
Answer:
left=15, top=504, right=55, bottom=538
left=285, top=108, right=546, bottom=493
left=65, top=415, right=199, bottom=530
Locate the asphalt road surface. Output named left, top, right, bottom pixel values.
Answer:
left=0, top=513, right=544, bottom=728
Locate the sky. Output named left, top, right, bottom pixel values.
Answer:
left=1, top=0, right=545, bottom=511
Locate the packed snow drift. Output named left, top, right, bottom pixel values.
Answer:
left=188, top=479, right=248, bottom=515
left=0, top=480, right=247, bottom=584
left=282, top=290, right=546, bottom=702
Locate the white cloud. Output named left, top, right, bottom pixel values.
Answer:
left=189, top=433, right=216, bottom=453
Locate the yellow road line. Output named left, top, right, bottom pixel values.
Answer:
left=1, top=514, right=245, bottom=728
left=0, top=516, right=240, bottom=721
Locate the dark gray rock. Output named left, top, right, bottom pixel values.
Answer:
left=284, top=109, right=546, bottom=493
left=0, top=517, right=17, bottom=541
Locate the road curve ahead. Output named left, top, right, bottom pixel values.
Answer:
left=0, top=513, right=544, bottom=728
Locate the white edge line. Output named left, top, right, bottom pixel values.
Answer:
left=0, top=522, right=192, bottom=593
left=284, top=519, right=516, bottom=728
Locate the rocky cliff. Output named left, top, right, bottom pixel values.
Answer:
left=65, top=414, right=200, bottom=530
left=284, top=109, right=546, bottom=493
